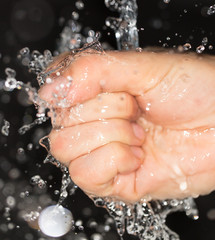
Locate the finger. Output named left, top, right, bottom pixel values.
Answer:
left=49, top=119, right=145, bottom=165
left=51, top=92, right=140, bottom=128
left=39, top=50, right=203, bottom=107
left=68, top=142, right=144, bottom=199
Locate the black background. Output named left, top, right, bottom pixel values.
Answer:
left=0, top=0, right=215, bottom=240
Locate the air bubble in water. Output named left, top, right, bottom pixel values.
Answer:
left=38, top=205, right=73, bottom=237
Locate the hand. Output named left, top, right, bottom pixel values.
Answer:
left=39, top=49, right=215, bottom=202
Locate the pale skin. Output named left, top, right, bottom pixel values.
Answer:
left=39, top=49, right=215, bottom=203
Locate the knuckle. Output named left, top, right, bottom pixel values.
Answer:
left=69, top=165, right=113, bottom=197
left=71, top=53, right=102, bottom=74
left=109, top=142, right=127, bottom=160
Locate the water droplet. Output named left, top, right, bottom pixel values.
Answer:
left=207, top=4, right=215, bottom=15
left=6, top=196, right=16, bottom=208
left=75, top=219, right=83, bottom=226
left=208, top=45, right=213, bottom=50
left=19, top=47, right=30, bottom=56
left=183, top=43, right=192, bottom=51
left=71, top=11, right=79, bottom=20
left=54, top=190, right=60, bottom=195
left=207, top=208, right=215, bottom=220
left=180, top=181, right=187, bottom=191
left=1, top=120, right=10, bottom=136
left=91, top=233, right=103, bottom=240
left=75, top=0, right=84, bottom=10
left=145, top=103, right=151, bottom=111
left=23, top=210, right=40, bottom=222
left=5, top=68, right=16, bottom=78
left=27, top=143, right=33, bottom=151
left=17, top=148, right=25, bottom=154
left=30, top=175, right=46, bottom=189
left=202, top=37, right=208, bottom=46
left=196, top=45, right=205, bottom=54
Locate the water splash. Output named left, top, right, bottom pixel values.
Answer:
left=3, top=68, right=49, bottom=138
left=17, top=47, right=54, bottom=86
left=38, top=33, right=104, bottom=87
left=30, top=2, right=199, bottom=239
left=1, top=1, right=200, bottom=239
left=105, top=0, right=139, bottom=50
left=57, top=19, right=85, bottom=54
left=18, top=116, right=48, bottom=135
left=18, top=48, right=53, bottom=75
left=43, top=154, right=77, bottom=205
left=91, top=196, right=198, bottom=240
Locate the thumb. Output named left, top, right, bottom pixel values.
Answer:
left=38, top=49, right=206, bottom=108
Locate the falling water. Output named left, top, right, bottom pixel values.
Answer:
left=105, top=0, right=139, bottom=50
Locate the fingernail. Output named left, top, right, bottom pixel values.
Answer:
left=132, top=123, right=144, bottom=140
left=131, top=146, right=144, bottom=159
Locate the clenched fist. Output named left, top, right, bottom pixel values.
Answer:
left=39, top=49, right=215, bottom=203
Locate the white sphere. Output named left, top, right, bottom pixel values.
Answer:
left=38, top=205, right=73, bottom=237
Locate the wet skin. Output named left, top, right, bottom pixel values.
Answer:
left=39, top=50, right=215, bottom=203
